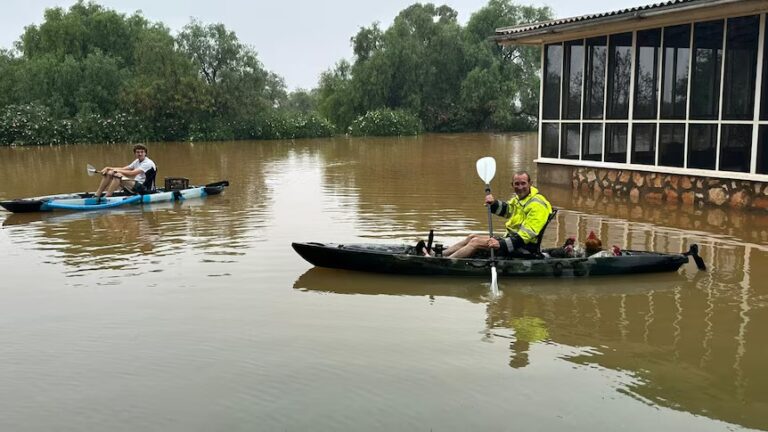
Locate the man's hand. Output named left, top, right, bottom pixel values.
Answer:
left=484, top=194, right=495, bottom=205
left=487, top=237, right=500, bottom=249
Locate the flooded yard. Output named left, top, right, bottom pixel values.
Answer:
left=0, top=133, right=765, bottom=431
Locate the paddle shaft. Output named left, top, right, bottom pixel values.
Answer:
left=485, top=185, right=495, bottom=262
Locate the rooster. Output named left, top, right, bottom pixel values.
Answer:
left=585, top=231, right=603, bottom=256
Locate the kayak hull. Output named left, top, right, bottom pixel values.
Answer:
left=0, top=181, right=228, bottom=213
left=291, top=242, right=693, bottom=278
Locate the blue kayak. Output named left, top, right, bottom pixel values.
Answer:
left=0, top=180, right=229, bottom=213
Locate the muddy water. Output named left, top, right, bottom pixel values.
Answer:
left=0, top=134, right=765, bottom=431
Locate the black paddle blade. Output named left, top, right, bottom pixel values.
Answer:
left=684, top=244, right=707, bottom=271
left=205, top=180, right=229, bottom=188
left=426, top=230, right=434, bottom=252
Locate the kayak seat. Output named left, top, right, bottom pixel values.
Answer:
left=122, top=166, right=158, bottom=195
left=529, top=209, right=558, bottom=258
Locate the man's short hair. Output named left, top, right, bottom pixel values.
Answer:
left=133, top=144, right=148, bottom=153
left=514, top=171, right=531, bottom=183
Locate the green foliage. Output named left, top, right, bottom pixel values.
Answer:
left=0, top=0, right=552, bottom=144
left=317, top=60, right=357, bottom=132
left=348, top=109, right=421, bottom=137
left=188, top=113, right=334, bottom=141
left=0, top=1, right=332, bottom=145
left=317, top=0, right=552, bottom=134
left=283, top=89, right=319, bottom=114
left=0, top=103, right=142, bottom=145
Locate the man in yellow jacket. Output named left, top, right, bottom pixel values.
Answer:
left=443, top=171, right=552, bottom=258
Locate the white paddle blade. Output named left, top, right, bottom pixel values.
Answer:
left=476, top=157, right=496, bottom=184
left=87, top=164, right=98, bottom=176
left=490, top=266, right=499, bottom=296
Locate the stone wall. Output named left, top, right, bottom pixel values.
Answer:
left=537, top=163, right=768, bottom=211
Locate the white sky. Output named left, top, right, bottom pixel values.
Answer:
left=0, top=0, right=648, bottom=91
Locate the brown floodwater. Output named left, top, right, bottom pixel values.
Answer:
left=0, top=134, right=766, bottom=431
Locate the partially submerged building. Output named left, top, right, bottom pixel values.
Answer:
left=493, top=0, right=768, bottom=209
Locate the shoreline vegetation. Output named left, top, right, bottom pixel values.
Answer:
left=0, top=0, right=552, bottom=146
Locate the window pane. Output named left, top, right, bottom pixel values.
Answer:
left=758, top=126, right=768, bottom=173
left=688, top=124, right=717, bottom=169
left=562, top=40, right=584, bottom=119
left=561, top=123, right=580, bottom=159
left=541, top=123, right=559, bottom=158
left=659, top=123, right=685, bottom=167
left=634, top=28, right=661, bottom=119
left=761, top=22, right=768, bottom=120
left=584, top=37, right=607, bottom=119
left=582, top=124, right=603, bottom=161
left=719, top=124, right=752, bottom=172
left=607, top=33, right=632, bottom=119
left=723, top=16, right=759, bottom=120
left=661, top=24, right=691, bottom=119
left=632, top=123, right=657, bottom=165
left=690, top=20, right=723, bottom=120
left=543, top=44, right=563, bottom=120
left=605, top=123, right=628, bottom=162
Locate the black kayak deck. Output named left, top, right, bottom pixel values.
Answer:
left=292, top=242, right=699, bottom=278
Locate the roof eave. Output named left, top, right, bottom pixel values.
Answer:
left=492, top=0, right=756, bottom=46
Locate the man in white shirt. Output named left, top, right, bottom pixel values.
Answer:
left=94, top=144, right=157, bottom=200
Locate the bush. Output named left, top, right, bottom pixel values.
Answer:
left=0, top=103, right=60, bottom=145
left=72, top=112, right=146, bottom=143
left=0, top=103, right=145, bottom=145
left=348, top=109, right=421, bottom=137
left=189, top=112, right=335, bottom=141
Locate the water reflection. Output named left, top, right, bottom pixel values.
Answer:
left=294, top=262, right=764, bottom=429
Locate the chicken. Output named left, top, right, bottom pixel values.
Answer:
left=585, top=231, right=603, bottom=256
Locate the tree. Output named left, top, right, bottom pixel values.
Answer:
left=463, top=0, right=553, bottom=128
left=283, top=89, right=319, bottom=114
left=317, top=60, right=356, bottom=131
left=17, top=0, right=149, bottom=67
left=120, top=24, right=210, bottom=140
left=177, top=20, right=286, bottom=123
left=316, top=0, right=552, bottom=133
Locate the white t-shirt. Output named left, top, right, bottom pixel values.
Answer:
left=127, top=157, right=156, bottom=183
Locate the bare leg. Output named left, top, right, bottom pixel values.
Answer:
left=104, top=176, right=123, bottom=197
left=444, top=234, right=491, bottom=258
left=442, top=234, right=474, bottom=256
left=94, top=175, right=112, bottom=197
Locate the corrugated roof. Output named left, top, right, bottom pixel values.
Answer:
left=494, top=0, right=710, bottom=38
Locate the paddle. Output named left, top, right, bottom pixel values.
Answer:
left=476, top=156, right=499, bottom=296
left=86, top=163, right=98, bottom=176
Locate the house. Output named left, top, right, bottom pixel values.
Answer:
left=493, top=0, right=768, bottom=209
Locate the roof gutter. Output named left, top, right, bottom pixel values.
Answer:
left=492, top=0, right=750, bottom=43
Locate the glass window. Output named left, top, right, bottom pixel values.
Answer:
left=632, top=123, right=657, bottom=165
left=584, top=37, right=607, bottom=119
left=659, top=123, right=685, bottom=167
left=543, top=44, right=563, bottom=120
left=661, top=25, right=691, bottom=119
left=723, top=16, right=759, bottom=120
left=605, top=123, right=628, bottom=163
left=688, top=124, right=717, bottom=169
left=758, top=126, right=768, bottom=174
left=690, top=20, right=723, bottom=120
left=634, top=28, right=661, bottom=119
left=582, top=123, right=603, bottom=161
left=607, top=33, right=632, bottom=119
left=561, top=124, right=580, bottom=159
left=562, top=40, right=584, bottom=119
left=719, top=125, right=752, bottom=172
left=541, top=123, right=559, bottom=158
left=761, top=22, right=768, bottom=120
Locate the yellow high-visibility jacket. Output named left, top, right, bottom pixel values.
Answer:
left=490, top=186, right=553, bottom=244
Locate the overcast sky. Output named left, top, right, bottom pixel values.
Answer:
left=0, top=0, right=648, bottom=91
